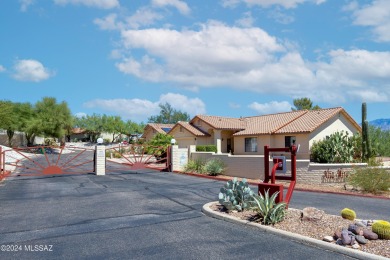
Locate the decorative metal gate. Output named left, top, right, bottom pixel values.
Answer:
left=105, top=144, right=170, bottom=173
left=0, top=145, right=95, bottom=177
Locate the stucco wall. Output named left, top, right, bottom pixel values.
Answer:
left=310, top=114, right=359, bottom=147
left=188, top=149, right=376, bottom=185
left=233, top=135, right=271, bottom=155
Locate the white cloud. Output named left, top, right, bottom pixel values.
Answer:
left=117, top=21, right=285, bottom=83
left=94, top=8, right=164, bottom=31
left=12, top=59, right=53, bottom=82
left=125, top=7, right=164, bottom=29
left=235, top=12, right=255, bottom=27
left=267, top=8, right=295, bottom=24
left=221, top=0, right=326, bottom=9
left=114, top=22, right=390, bottom=104
left=74, top=112, right=87, bottom=118
left=151, top=0, right=191, bottom=15
left=54, top=0, right=119, bottom=9
left=249, top=101, right=292, bottom=114
left=349, top=0, right=390, bottom=42
left=94, top=13, right=121, bottom=31
left=0, top=65, right=5, bottom=72
left=19, top=0, right=34, bottom=12
left=83, top=93, right=206, bottom=121
left=159, top=93, right=206, bottom=116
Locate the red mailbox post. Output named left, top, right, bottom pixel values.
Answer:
left=258, top=145, right=297, bottom=206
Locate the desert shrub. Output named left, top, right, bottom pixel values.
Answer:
left=44, top=138, right=58, bottom=147
left=205, top=158, right=226, bottom=176
left=347, top=167, right=390, bottom=194
left=250, top=189, right=287, bottom=225
left=196, top=145, right=217, bottom=153
left=310, top=131, right=360, bottom=163
left=183, top=159, right=206, bottom=174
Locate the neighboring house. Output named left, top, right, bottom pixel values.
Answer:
left=70, top=128, right=115, bottom=143
left=141, top=123, right=175, bottom=142
left=70, top=128, right=90, bottom=142
left=168, top=107, right=361, bottom=159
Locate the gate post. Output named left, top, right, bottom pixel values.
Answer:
left=0, top=146, right=2, bottom=174
left=95, top=145, right=106, bottom=175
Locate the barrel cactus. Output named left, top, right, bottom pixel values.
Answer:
left=341, top=208, right=356, bottom=220
left=218, top=177, right=255, bottom=212
left=372, top=220, right=390, bottom=240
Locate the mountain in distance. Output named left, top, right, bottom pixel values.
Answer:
left=369, top=118, right=390, bottom=131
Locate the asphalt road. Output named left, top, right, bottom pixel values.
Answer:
left=0, top=171, right=389, bottom=259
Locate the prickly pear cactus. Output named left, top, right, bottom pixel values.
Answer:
left=218, top=177, right=255, bottom=212
left=341, top=208, right=356, bottom=220
left=372, top=220, right=390, bottom=240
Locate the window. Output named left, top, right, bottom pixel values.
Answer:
left=245, top=138, right=257, bottom=152
left=179, top=126, right=184, bottom=132
left=285, top=136, right=296, bottom=147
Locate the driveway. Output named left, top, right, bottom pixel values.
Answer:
left=0, top=171, right=388, bottom=259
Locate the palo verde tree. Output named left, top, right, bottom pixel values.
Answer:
left=34, top=97, right=72, bottom=143
left=291, top=97, right=320, bottom=111
left=122, top=120, right=145, bottom=142
left=0, top=101, right=15, bottom=146
left=74, top=114, right=105, bottom=142
left=148, top=103, right=190, bottom=124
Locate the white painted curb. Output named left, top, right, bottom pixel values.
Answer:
left=202, top=202, right=389, bottom=260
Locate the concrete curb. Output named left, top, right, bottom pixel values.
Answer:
left=202, top=201, right=389, bottom=260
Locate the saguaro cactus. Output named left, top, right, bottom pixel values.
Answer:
left=361, top=102, right=371, bottom=162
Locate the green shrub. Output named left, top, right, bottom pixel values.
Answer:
left=196, top=145, right=217, bottom=153
left=183, top=159, right=206, bottom=174
left=347, top=167, right=390, bottom=194
left=205, top=158, right=226, bottom=176
left=310, top=131, right=360, bottom=163
left=218, top=177, right=255, bottom=212
left=250, top=189, right=287, bottom=225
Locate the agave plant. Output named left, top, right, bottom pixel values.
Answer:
left=250, top=189, right=287, bottom=225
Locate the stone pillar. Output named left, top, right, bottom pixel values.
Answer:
left=214, top=129, right=222, bottom=154
left=170, top=145, right=189, bottom=172
left=95, top=145, right=106, bottom=175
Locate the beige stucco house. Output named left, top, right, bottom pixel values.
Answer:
left=141, top=123, right=175, bottom=142
left=168, top=107, right=361, bottom=159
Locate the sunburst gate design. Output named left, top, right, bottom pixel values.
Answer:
left=105, top=144, right=170, bottom=173
left=2, top=146, right=95, bottom=176
left=0, top=144, right=170, bottom=177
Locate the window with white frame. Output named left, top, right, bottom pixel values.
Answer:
left=245, top=137, right=257, bottom=152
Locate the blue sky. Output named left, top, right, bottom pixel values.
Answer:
left=1, top=0, right=389, bottom=123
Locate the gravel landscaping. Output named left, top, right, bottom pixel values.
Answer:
left=211, top=203, right=390, bottom=259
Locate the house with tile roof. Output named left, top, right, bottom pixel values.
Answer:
left=141, top=123, right=175, bottom=142
left=168, top=107, right=361, bottom=159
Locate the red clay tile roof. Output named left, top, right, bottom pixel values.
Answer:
left=170, top=122, right=210, bottom=137
left=145, top=123, right=175, bottom=134
left=141, top=123, right=175, bottom=138
left=231, top=107, right=360, bottom=136
left=274, top=107, right=348, bottom=134
left=72, top=128, right=87, bottom=134
left=233, top=110, right=307, bottom=136
left=191, top=115, right=246, bottom=130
